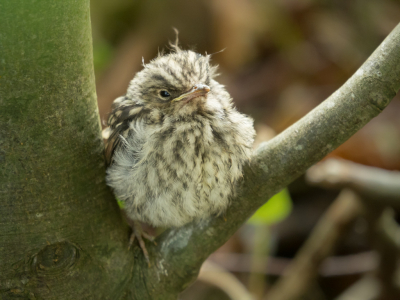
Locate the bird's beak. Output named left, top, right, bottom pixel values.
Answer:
left=171, top=84, right=211, bottom=102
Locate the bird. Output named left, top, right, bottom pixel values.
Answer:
left=103, top=39, right=255, bottom=264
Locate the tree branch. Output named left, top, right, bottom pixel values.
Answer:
left=137, top=23, right=400, bottom=299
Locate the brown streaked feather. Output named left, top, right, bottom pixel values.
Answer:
left=104, top=100, right=145, bottom=165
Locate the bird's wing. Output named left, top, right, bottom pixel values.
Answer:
left=103, top=96, right=148, bottom=165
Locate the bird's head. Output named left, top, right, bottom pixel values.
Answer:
left=126, top=48, right=219, bottom=115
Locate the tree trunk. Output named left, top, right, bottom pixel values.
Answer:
left=0, top=1, right=134, bottom=299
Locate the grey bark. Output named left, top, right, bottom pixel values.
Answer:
left=0, top=0, right=399, bottom=299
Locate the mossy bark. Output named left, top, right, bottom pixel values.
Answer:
left=0, top=1, right=134, bottom=299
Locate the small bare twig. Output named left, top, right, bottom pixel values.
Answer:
left=307, top=158, right=400, bottom=300
left=208, top=251, right=377, bottom=276
left=306, top=158, right=400, bottom=206
left=197, top=261, right=255, bottom=300
left=335, top=275, right=379, bottom=300
left=264, top=189, right=363, bottom=300
left=366, top=208, right=400, bottom=300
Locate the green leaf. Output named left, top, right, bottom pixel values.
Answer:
left=248, top=189, right=292, bottom=225
left=116, top=198, right=125, bottom=209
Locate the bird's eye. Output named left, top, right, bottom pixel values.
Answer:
left=159, top=90, right=170, bottom=98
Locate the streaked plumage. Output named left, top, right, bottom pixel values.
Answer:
left=103, top=45, right=255, bottom=229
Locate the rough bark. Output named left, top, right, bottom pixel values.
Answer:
left=0, top=0, right=399, bottom=299
left=0, top=1, right=133, bottom=299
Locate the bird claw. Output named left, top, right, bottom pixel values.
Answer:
left=128, top=221, right=155, bottom=267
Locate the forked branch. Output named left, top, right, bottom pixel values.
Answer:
left=132, top=23, right=400, bottom=299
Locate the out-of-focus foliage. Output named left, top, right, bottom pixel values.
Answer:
left=116, top=198, right=124, bottom=209
left=248, top=189, right=292, bottom=225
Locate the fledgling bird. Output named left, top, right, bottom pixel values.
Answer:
left=103, top=42, right=255, bottom=263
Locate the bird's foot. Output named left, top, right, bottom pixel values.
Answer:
left=128, top=220, right=156, bottom=267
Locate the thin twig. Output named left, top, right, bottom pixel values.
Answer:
left=197, top=261, right=255, bottom=300
left=307, top=158, right=400, bottom=299
left=307, top=158, right=400, bottom=205
left=263, top=190, right=363, bottom=300
left=208, top=251, right=377, bottom=276
left=335, top=275, right=379, bottom=300
left=366, top=208, right=400, bottom=300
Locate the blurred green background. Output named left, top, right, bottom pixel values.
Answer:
left=91, top=1, right=400, bottom=299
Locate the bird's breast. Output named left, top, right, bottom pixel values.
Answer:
left=146, top=117, right=233, bottom=182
